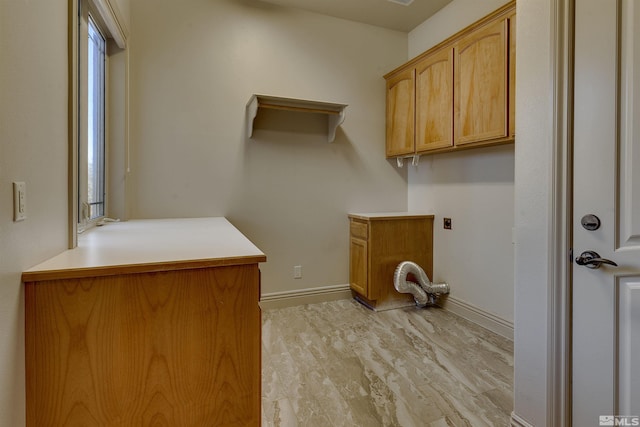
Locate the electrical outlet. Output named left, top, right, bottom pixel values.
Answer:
left=443, top=217, right=452, bottom=230
left=293, top=265, right=302, bottom=279
left=13, top=182, right=26, bottom=222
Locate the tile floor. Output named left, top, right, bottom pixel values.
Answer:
left=261, top=299, right=513, bottom=427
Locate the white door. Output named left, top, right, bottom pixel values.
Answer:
left=573, top=0, right=640, bottom=425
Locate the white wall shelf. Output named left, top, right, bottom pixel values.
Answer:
left=246, top=94, right=347, bottom=142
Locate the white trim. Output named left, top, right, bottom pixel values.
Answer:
left=259, top=284, right=352, bottom=310
left=511, top=411, right=535, bottom=427
left=69, top=0, right=79, bottom=249
left=261, top=287, right=516, bottom=342
left=91, top=0, right=128, bottom=48
left=438, top=295, right=514, bottom=340
left=547, top=0, right=573, bottom=425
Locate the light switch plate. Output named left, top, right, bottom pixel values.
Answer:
left=13, top=182, right=26, bottom=222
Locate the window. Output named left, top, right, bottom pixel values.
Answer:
left=85, top=17, right=106, bottom=220
left=72, top=0, right=127, bottom=242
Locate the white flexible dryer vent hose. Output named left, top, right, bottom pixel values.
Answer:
left=393, top=261, right=450, bottom=307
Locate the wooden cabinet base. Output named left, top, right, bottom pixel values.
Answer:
left=348, top=213, right=434, bottom=311
left=25, top=264, right=261, bottom=427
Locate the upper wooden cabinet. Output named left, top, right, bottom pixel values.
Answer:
left=384, top=1, right=515, bottom=158
left=385, top=68, right=415, bottom=157
left=386, top=47, right=454, bottom=157
left=416, top=47, right=454, bottom=152
left=455, top=19, right=508, bottom=145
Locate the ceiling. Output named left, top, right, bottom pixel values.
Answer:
left=257, top=0, right=454, bottom=32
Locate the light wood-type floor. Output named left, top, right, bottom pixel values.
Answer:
left=261, top=299, right=513, bottom=427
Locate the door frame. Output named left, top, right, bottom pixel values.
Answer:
left=547, top=0, right=573, bottom=424
left=513, top=0, right=609, bottom=425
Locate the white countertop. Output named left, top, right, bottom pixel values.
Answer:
left=23, top=218, right=266, bottom=281
left=348, top=212, right=435, bottom=220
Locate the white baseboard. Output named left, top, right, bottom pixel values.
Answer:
left=260, top=284, right=352, bottom=310
left=511, top=411, right=534, bottom=427
left=260, top=287, right=514, bottom=342
left=438, top=295, right=514, bottom=341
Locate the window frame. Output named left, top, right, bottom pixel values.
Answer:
left=79, top=11, right=108, bottom=228
left=69, top=0, right=127, bottom=247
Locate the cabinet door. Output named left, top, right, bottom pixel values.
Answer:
left=416, top=48, right=454, bottom=152
left=455, top=19, right=508, bottom=145
left=508, top=12, right=516, bottom=138
left=386, top=68, right=415, bottom=157
left=349, top=237, right=368, bottom=297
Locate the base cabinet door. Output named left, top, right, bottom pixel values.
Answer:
left=349, top=237, right=368, bottom=297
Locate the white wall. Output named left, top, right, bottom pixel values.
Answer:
left=408, top=147, right=515, bottom=323
left=129, top=0, right=409, bottom=295
left=112, top=0, right=130, bottom=28
left=513, top=0, right=556, bottom=424
left=407, top=0, right=515, bottom=325
left=0, top=1, right=70, bottom=424
left=408, top=0, right=511, bottom=57
left=106, top=0, right=131, bottom=222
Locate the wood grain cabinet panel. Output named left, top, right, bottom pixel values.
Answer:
left=385, top=68, right=415, bottom=157
left=25, top=265, right=262, bottom=427
left=348, top=214, right=433, bottom=310
left=349, top=236, right=368, bottom=297
left=455, top=19, right=508, bottom=145
left=416, top=47, right=454, bottom=152
left=350, top=219, right=368, bottom=240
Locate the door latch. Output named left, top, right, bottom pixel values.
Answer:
left=575, top=250, right=618, bottom=269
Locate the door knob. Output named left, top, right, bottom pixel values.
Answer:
left=575, top=250, right=618, bottom=269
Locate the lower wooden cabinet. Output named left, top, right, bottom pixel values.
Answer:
left=348, top=213, right=434, bottom=309
left=24, top=264, right=262, bottom=427
left=22, top=218, right=266, bottom=427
